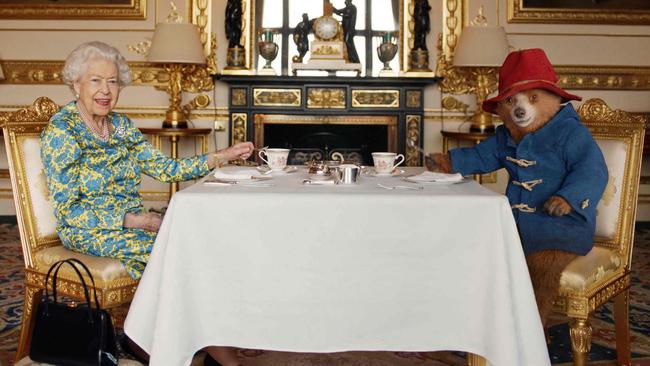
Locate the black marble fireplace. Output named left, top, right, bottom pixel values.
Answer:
left=262, top=116, right=392, bottom=165
left=217, top=75, right=439, bottom=166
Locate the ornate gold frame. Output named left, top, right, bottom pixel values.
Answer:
left=0, top=0, right=146, bottom=20
left=508, top=0, right=650, bottom=25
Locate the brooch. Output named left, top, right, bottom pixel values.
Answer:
left=115, top=126, right=126, bottom=138
left=581, top=199, right=590, bottom=209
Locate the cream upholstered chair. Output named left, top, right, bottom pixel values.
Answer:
left=1, top=97, right=139, bottom=362
left=552, top=98, right=645, bottom=366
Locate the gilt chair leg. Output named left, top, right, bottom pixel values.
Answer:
left=569, top=318, right=592, bottom=366
left=614, top=289, right=632, bottom=366
left=14, top=284, right=43, bottom=363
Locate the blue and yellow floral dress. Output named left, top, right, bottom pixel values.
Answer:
left=41, top=102, right=209, bottom=279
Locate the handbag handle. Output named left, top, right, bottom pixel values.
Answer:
left=44, top=258, right=101, bottom=312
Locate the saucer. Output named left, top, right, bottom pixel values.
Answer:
left=256, top=165, right=298, bottom=175
left=364, top=168, right=404, bottom=177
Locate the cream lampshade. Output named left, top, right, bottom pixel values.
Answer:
left=148, top=22, right=206, bottom=128
left=453, top=19, right=509, bottom=133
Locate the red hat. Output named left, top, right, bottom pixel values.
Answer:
left=482, top=48, right=581, bottom=114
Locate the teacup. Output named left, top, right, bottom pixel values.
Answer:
left=259, top=148, right=290, bottom=171
left=372, top=152, right=405, bottom=175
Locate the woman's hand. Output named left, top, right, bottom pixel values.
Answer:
left=123, top=212, right=163, bottom=232
left=209, top=141, right=255, bottom=169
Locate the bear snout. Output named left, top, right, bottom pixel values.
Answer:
left=514, top=107, right=527, bottom=119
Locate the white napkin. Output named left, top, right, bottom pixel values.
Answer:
left=212, top=168, right=261, bottom=180
left=407, top=171, right=463, bottom=183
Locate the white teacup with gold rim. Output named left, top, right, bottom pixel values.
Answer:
left=372, top=152, right=405, bottom=175
left=258, top=148, right=290, bottom=171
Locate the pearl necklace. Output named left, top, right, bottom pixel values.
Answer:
left=77, top=102, right=110, bottom=142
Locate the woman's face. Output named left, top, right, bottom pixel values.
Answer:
left=73, top=58, right=120, bottom=118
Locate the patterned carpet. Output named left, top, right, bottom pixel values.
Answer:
left=2, top=220, right=650, bottom=365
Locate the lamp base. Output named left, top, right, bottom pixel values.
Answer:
left=163, top=109, right=189, bottom=129
left=469, top=124, right=495, bottom=133
left=162, top=120, right=188, bottom=129
left=469, top=110, right=495, bottom=134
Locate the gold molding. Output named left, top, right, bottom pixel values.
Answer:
left=352, top=90, right=400, bottom=108
left=307, top=88, right=346, bottom=109
left=441, top=0, right=465, bottom=63
left=253, top=88, right=301, bottom=107
left=253, top=114, right=397, bottom=126
left=0, top=60, right=167, bottom=87
left=441, top=96, right=469, bottom=114
left=0, top=0, right=146, bottom=20
left=436, top=62, right=650, bottom=93
left=555, top=66, right=650, bottom=90
left=508, top=0, right=650, bottom=25
left=231, top=113, right=247, bottom=146
left=191, top=0, right=213, bottom=56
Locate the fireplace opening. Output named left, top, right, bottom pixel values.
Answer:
left=264, top=124, right=389, bottom=165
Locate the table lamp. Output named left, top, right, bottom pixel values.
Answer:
left=453, top=9, right=509, bottom=133
left=148, top=22, right=206, bottom=128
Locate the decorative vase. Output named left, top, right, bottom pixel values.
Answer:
left=377, top=32, right=398, bottom=76
left=258, top=29, right=279, bottom=75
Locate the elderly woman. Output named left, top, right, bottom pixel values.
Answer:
left=40, top=41, right=248, bottom=366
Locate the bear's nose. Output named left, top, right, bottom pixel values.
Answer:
left=514, top=107, right=526, bottom=119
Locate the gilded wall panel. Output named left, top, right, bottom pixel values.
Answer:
left=352, top=90, right=399, bottom=108
left=231, top=113, right=247, bottom=146
left=405, top=114, right=421, bottom=167
left=231, top=88, right=248, bottom=106
left=307, top=88, right=346, bottom=109
left=406, top=90, right=422, bottom=108
left=253, top=89, right=301, bottom=107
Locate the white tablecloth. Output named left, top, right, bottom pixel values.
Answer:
left=125, top=167, right=550, bottom=366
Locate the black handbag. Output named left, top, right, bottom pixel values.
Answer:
left=29, top=258, right=118, bottom=366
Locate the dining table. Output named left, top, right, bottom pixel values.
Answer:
left=124, top=166, right=551, bottom=366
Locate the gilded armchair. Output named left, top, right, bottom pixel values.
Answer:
left=1, top=97, right=139, bottom=362
left=553, top=98, right=646, bottom=366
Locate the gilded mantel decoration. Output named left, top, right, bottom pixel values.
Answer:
left=0, top=0, right=146, bottom=19
left=221, top=0, right=434, bottom=76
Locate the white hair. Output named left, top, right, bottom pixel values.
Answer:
left=62, top=41, right=132, bottom=93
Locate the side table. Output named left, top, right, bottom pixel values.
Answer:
left=139, top=128, right=212, bottom=197
left=441, top=130, right=494, bottom=184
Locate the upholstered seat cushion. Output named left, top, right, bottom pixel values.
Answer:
left=559, top=246, right=622, bottom=292
left=34, top=246, right=133, bottom=283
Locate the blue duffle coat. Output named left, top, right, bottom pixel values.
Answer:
left=449, top=104, right=608, bottom=256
